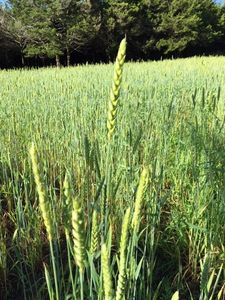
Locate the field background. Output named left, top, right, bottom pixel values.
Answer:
left=0, top=57, right=224, bottom=299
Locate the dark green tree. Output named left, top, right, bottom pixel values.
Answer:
left=102, top=0, right=151, bottom=60
left=1, top=0, right=225, bottom=68
left=0, top=3, right=29, bottom=65
left=7, top=0, right=103, bottom=66
left=151, top=0, right=221, bottom=56
left=65, top=0, right=102, bottom=63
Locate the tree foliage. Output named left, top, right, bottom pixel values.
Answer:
left=0, top=0, right=225, bottom=67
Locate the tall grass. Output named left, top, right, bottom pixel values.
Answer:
left=0, top=49, right=224, bottom=299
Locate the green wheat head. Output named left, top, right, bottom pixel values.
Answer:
left=115, top=207, right=131, bottom=300
left=132, top=167, right=149, bottom=234
left=101, top=243, right=113, bottom=300
left=63, top=172, right=73, bottom=236
left=29, top=143, right=53, bottom=242
left=171, top=291, right=179, bottom=300
left=90, top=209, right=99, bottom=255
left=72, top=198, right=86, bottom=272
left=63, top=172, right=73, bottom=206
left=107, top=38, right=126, bottom=141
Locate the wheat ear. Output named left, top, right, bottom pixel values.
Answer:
left=131, top=167, right=149, bottom=234
left=90, top=209, right=99, bottom=255
left=29, top=143, right=53, bottom=242
left=101, top=243, right=113, bottom=300
left=63, top=172, right=73, bottom=236
left=72, top=198, right=86, bottom=272
left=63, top=172, right=73, bottom=206
left=107, top=38, right=126, bottom=140
left=171, top=291, right=179, bottom=300
left=115, top=207, right=131, bottom=300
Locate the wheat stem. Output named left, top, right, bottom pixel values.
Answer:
left=116, top=207, right=131, bottom=300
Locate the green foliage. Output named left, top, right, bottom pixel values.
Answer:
left=152, top=0, right=221, bottom=54
left=1, top=0, right=225, bottom=66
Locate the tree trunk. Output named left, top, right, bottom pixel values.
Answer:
left=66, top=48, right=70, bottom=67
left=41, top=57, right=45, bottom=67
left=4, top=50, right=9, bottom=68
left=56, top=55, right=60, bottom=68
left=21, top=54, right=25, bottom=66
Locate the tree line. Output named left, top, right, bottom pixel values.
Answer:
left=0, top=0, right=225, bottom=68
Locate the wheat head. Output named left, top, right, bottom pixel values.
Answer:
left=29, top=143, right=53, bottom=242
left=72, top=198, right=86, bottom=272
left=131, top=167, right=149, bottom=234
left=107, top=38, right=126, bottom=141
left=90, top=209, right=99, bottom=255
left=101, top=243, right=113, bottom=300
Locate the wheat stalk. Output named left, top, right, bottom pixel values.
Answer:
left=107, top=38, right=126, bottom=141
left=103, top=38, right=127, bottom=233
left=29, top=143, right=53, bottom=242
left=115, top=207, right=131, bottom=300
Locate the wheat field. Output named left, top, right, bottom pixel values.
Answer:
left=0, top=45, right=224, bottom=299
